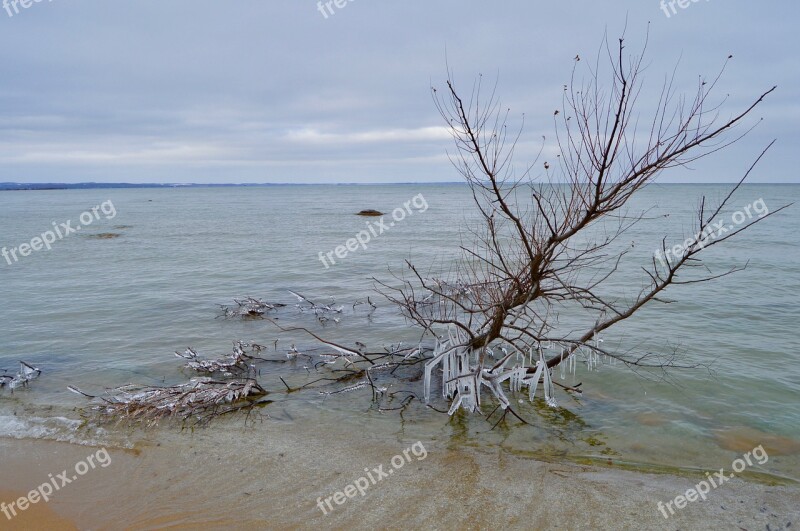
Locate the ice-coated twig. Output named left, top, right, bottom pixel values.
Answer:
left=218, top=297, right=285, bottom=319
left=319, top=381, right=368, bottom=396
left=68, top=377, right=268, bottom=427
left=175, top=341, right=260, bottom=377
left=0, top=361, right=41, bottom=392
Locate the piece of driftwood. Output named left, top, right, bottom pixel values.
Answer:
left=218, top=297, right=286, bottom=319
left=0, top=361, right=41, bottom=392
left=288, top=290, right=343, bottom=324
left=219, top=293, right=347, bottom=325
left=175, top=341, right=265, bottom=377
left=68, top=377, right=268, bottom=427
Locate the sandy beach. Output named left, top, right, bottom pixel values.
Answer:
left=1, top=413, right=796, bottom=530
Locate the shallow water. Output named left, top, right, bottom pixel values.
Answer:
left=1, top=183, right=798, bottom=482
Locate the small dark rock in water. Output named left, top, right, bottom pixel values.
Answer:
left=88, top=233, right=122, bottom=239
left=356, top=209, right=384, bottom=217
left=113, top=225, right=133, bottom=230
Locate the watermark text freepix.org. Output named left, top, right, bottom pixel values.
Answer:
left=1, top=447, right=111, bottom=521
left=654, top=198, right=768, bottom=267
left=656, top=445, right=768, bottom=519
left=2, top=200, right=117, bottom=266
left=318, top=193, right=428, bottom=269
left=3, top=0, right=54, bottom=18
left=316, top=441, right=427, bottom=515
left=317, top=0, right=354, bottom=19
left=660, top=0, right=710, bottom=18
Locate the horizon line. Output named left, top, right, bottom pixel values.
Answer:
left=1, top=181, right=797, bottom=188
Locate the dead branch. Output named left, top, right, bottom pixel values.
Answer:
left=375, top=31, right=789, bottom=416
left=68, top=377, right=268, bottom=427
left=0, top=361, right=41, bottom=392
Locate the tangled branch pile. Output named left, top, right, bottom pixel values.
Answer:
left=175, top=341, right=266, bottom=377
left=218, top=297, right=286, bottom=318
left=69, top=377, right=267, bottom=427
left=0, top=361, right=41, bottom=392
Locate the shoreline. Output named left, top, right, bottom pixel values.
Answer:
left=1, top=419, right=797, bottom=530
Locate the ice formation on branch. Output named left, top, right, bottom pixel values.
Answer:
left=218, top=297, right=286, bottom=318
left=0, top=361, right=41, bottom=392
left=175, top=341, right=263, bottom=377
left=423, top=327, right=560, bottom=415
left=68, top=377, right=267, bottom=426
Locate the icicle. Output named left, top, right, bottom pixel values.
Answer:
left=447, top=394, right=463, bottom=415
left=474, top=371, right=483, bottom=407
left=525, top=360, right=544, bottom=402
left=542, top=359, right=557, bottom=408
left=442, top=345, right=451, bottom=398
left=423, top=338, right=450, bottom=403
left=509, top=366, right=526, bottom=393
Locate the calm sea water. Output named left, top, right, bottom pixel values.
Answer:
left=1, top=184, right=798, bottom=481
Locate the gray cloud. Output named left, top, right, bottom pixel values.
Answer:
left=0, top=0, right=797, bottom=183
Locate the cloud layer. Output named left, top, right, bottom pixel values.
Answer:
left=0, top=0, right=796, bottom=183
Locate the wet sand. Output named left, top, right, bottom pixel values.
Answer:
left=0, top=489, right=77, bottom=530
left=0, top=414, right=797, bottom=530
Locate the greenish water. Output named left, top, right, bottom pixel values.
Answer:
left=1, top=183, right=798, bottom=482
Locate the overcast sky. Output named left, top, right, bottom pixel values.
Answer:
left=0, top=0, right=797, bottom=184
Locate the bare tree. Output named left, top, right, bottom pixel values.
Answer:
left=378, top=34, right=789, bottom=417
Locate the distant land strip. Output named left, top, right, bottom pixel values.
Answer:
left=0, top=182, right=468, bottom=191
